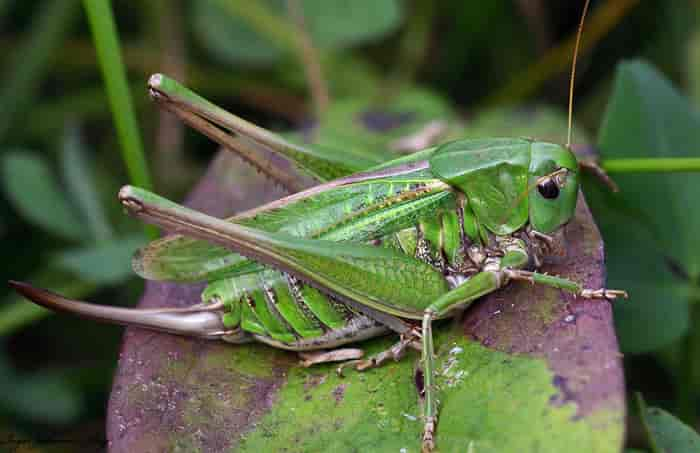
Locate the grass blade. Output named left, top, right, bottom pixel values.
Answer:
left=82, top=0, right=156, bottom=237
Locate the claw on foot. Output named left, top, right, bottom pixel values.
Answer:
left=504, top=269, right=535, bottom=285
left=336, top=360, right=362, bottom=376
left=337, top=335, right=421, bottom=376
left=422, top=416, right=436, bottom=452
left=335, top=357, right=379, bottom=376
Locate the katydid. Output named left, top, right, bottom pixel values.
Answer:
left=9, top=2, right=627, bottom=451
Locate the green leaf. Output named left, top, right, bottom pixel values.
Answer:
left=192, top=0, right=402, bottom=66
left=60, top=125, right=114, bottom=243
left=1, top=150, right=87, bottom=241
left=192, top=0, right=283, bottom=66
left=53, top=235, right=147, bottom=285
left=459, top=106, right=590, bottom=145
left=588, top=60, right=700, bottom=353
left=0, top=0, right=80, bottom=140
left=298, top=0, right=401, bottom=49
left=0, top=356, right=83, bottom=424
left=231, top=335, right=620, bottom=452
left=638, top=395, right=700, bottom=453
left=309, top=88, right=455, bottom=158
left=278, top=88, right=457, bottom=180
left=613, top=282, right=689, bottom=354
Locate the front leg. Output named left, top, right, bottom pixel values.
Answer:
left=419, top=271, right=505, bottom=452
left=504, top=269, right=628, bottom=300
left=417, top=265, right=627, bottom=451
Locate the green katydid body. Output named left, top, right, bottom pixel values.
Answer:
left=121, top=133, right=580, bottom=351
left=11, top=73, right=624, bottom=453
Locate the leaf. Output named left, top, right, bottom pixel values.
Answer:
left=300, top=87, right=456, bottom=167
left=279, top=87, right=457, bottom=180
left=298, top=0, right=402, bottom=50
left=459, top=106, right=590, bottom=145
left=1, top=150, right=87, bottom=241
left=60, top=125, right=114, bottom=243
left=587, top=60, right=700, bottom=353
left=192, top=0, right=402, bottom=66
left=53, top=235, right=147, bottom=285
left=107, top=147, right=624, bottom=451
left=612, top=282, right=689, bottom=354
left=192, top=0, right=283, bottom=66
left=0, top=0, right=80, bottom=140
left=0, top=354, right=83, bottom=424
left=638, top=395, right=700, bottom=453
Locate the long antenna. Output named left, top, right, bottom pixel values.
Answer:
left=567, top=0, right=591, bottom=148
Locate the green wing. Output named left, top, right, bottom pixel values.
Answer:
left=133, top=161, right=452, bottom=282
left=122, top=186, right=449, bottom=319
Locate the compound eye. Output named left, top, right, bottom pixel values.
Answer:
left=537, top=179, right=560, bottom=199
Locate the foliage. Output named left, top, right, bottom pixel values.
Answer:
left=637, top=394, right=700, bottom=453
left=588, top=61, right=700, bottom=354
left=0, top=0, right=698, bottom=450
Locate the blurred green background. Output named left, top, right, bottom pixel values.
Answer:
left=1, top=0, right=699, bottom=451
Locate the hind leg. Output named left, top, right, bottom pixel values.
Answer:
left=298, top=348, right=365, bottom=367
left=333, top=332, right=421, bottom=375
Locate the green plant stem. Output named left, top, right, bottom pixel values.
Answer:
left=82, top=0, right=156, bottom=238
left=602, top=157, right=700, bottom=173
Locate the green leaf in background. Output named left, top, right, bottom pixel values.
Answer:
left=310, top=88, right=455, bottom=156
left=192, top=0, right=402, bottom=66
left=297, top=0, right=401, bottom=50
left=1, top=151, right=87, bottom=241
left=60, top=125, right=114, bottom=243
left=638, top=395, right=700, bottom=453
left=192, top=0, right=284, bottom=66
left=615, top=281, right=689, bottom=354
left=588, top=60, right=700, bottom=354
left=53, top=235, right=147, bottom=285
left=0, top=0, right=79, bottom=141
left=0, top=354, right=83, bottom=424
left=457, top=105, right=589, bottom=144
